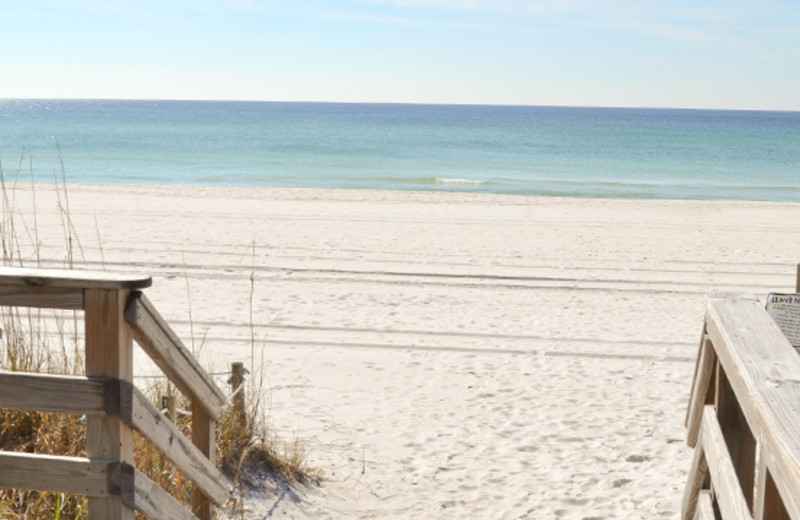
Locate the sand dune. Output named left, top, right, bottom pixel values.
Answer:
left=7, top=184, right=800, bottom=518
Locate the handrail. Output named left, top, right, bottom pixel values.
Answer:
left=0, top=266, right=150, bottom=310
left=0, top=267, right=227, bottom=520
left=125, top=291, right=227, bottom=419
left=0, top=266, right=152, bottom=290
left=682, top=296, right=800, bottom=519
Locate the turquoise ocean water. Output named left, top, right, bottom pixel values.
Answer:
left=1, top=99, right=799, bottom=201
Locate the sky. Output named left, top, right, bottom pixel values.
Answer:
left=1, top=0, right=799, bottom=110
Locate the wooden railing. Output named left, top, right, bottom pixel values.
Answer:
left=0, top=267, right=229, bottom=520
left=683, top=295, right=800, bottom=520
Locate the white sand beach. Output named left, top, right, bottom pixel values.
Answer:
left=6, top=184, right=800, bottom=519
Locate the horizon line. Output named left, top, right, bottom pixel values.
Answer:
left=2, top=96, right=799, bottom=114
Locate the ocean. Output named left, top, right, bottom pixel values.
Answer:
left=1, top=99, right=799, bottom=201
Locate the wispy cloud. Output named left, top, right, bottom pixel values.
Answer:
left=14, top=0, right=799, bottom=49
left=337, top=0, right=800, bottom=46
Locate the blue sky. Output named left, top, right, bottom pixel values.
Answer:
left=2, top=0, right=799, bottom=110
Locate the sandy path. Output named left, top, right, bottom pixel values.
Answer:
left=5, top=184, right=800, bottom=519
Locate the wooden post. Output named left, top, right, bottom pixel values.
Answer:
left=230, top=361, right=247, bottom=428
left=755, top=452, right=791, bottom=520
left=161, top=393, right=176, bottom=422
left=714, top=361, right=756, bottom=512
left=795, top=262, right=800, bottom=293
left=85, top=289, right=135, bottom=520
left=192, top=399, right=215, bottom=520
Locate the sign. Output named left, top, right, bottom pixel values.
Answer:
left=766, top=293, right=800, bottom=348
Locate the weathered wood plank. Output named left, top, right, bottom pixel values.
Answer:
left=796, top=262, right=800, bottom=293
left=681, top=431, right=709, bottom=520
left=706, top=297, right=800, bottom=518
left=686, top=334, right=715, bottom=448
left=0, top=371, right=107, bottom=414
left=0, top=266, right=151, bottom=290
left=0, top=285, right=84, bottom=309
left=125, top=292, right=225, bottom=419
left=715, top=362, right=756, bottom=511
left=694, top=490, right=715, bottom=520
left=756, top=448, right=791, bottom=520
left=85, top=288, right=135, bottom=520
left=191, top=399, right=217, bottom=520
left=699, top=405, right=751, bottom=520
left=685, top=327, right=707, bottom=427
left=0, top=452, right=112, bottom=496
left=127, top=468, right=200, bottom=520
left=117, top=381, right=228, bottom=505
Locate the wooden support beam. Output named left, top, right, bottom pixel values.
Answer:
left=0, top=372, right=107, bottom=414
left=685, top=327, right=707, bottom=427
left=694, top=491, right=715, bottom=520
left=85, top=288, right=135, bottom=520
left=230, top=361, right=247, bottom=429
left=128, top=467, right=201, bottom=520
left=115, top=380, right=228, bottom=505
left=0, top=285, right=84, bottom=310
left=191, top=399, right=216, bottom=520
left=698, top=405, right=751, bottom=520
left=686, top=334, right=716, bottom=448
left=125, top=292, right=225, bottom=420
left=796, top=262, right=800, bottom=293
left=681, top=430, right=709, bottom=520
left=755, top=448, right=791, bottom=520
left=715, top=363, right=756, bottom=511
left=0, top=452, right=113, bottom=497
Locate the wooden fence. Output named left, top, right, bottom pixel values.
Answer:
left=0, top=267, right=229, bottom=520
left=683, top=294, right=800, bottom=519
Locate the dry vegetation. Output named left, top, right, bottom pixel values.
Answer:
left=0, top=159, right=317, bottom=519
